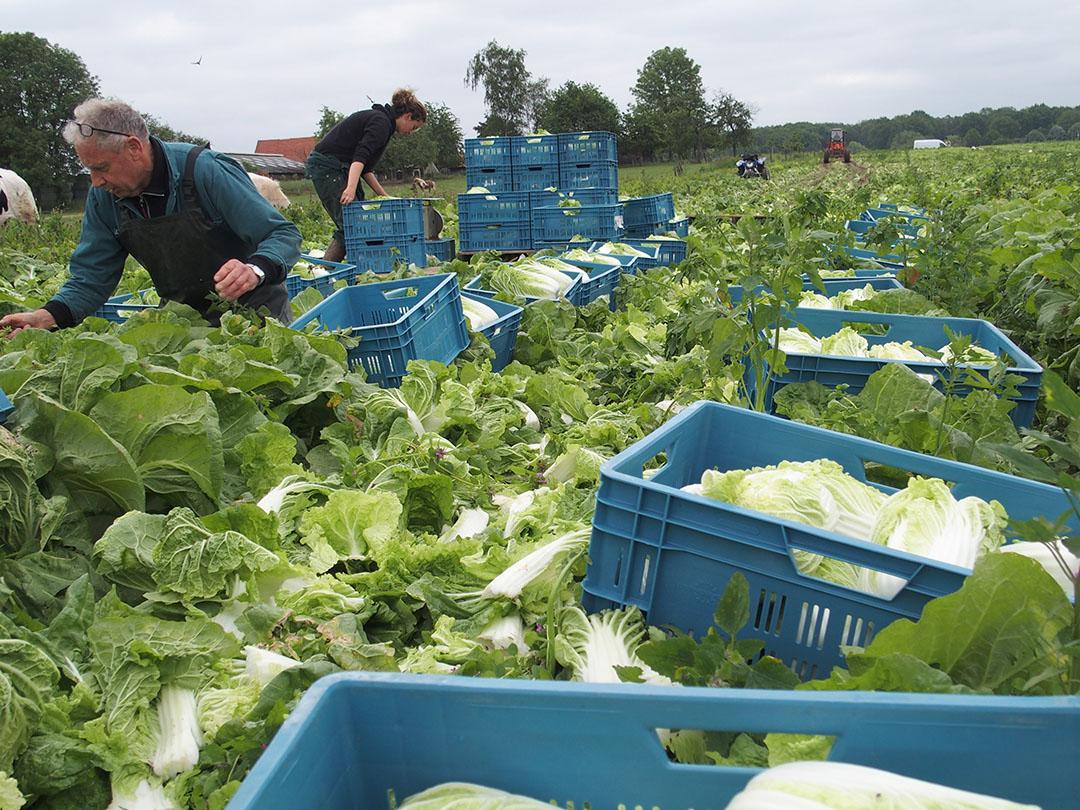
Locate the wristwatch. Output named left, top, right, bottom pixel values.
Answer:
left=246, top=263, right=265, bottom=286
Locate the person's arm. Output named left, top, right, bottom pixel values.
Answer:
left=362, top=171, right=388, bottom=198
left=340, top=161, right=365, bottom=205
left=196, top=152, right=302, bottom=294
left=24, top=191, right=128, bottom=327
left=0, top=308, right=57, bottom=337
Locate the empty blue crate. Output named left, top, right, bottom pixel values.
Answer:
left=458, top=221, right=533, bottom=253
left=510, top=133, right=559, bottom=166
left=92, top=290, right=157, bottom=322
left=227, top=673, right=1080, bottom=810
left=622, top=193, right=675, bottom=229
left=511, top=163, right=560, bottom=191
left=342, top=198, right=424, bottom=240
left=465, top=165, right=513, bottom=193
left=865, top=206, right=931, bottom=222
left=464, top=136, right=512, bottom=169
left=423, top=238, right=455, bottom=265
left=285, top=255, right=358, bottom=299
left=559, top=130, right=618, bottom=163
left=560, top=160, right=619, bottom=190
left=583, top=401, right=1077, bottom=679
left=346, top=235, right=426, bottom=273
left=457, top=190, right=532, bottom=223
left=0, top=386, right=12, bottom=424
left=461, top=291, right=522, bottom=372
left=532, top=203, right=624, bottom=243
left=289, top=273, right=468, bottom=387
left=761, top=308, right=1042, bottom=428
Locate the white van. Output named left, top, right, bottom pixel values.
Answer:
left=913, top=139, right=948, bottom=149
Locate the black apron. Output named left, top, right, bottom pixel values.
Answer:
left=116, top=145, right=291, bottom=325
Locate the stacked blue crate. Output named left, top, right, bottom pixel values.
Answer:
left=343, top=198, right=427, bottom=272
left=464, top=137, right=513, bottom=192
left=457, top=190, right=533, bottom=252
left=457, top=131, right=620, bottom=252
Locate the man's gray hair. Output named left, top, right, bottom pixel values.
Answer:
left=63, top=98, right=150, bottom=150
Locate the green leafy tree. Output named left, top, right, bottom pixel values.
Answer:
left=1046, top=124, right=1066, bottom=141
left=964, top=127, right=983, bottom=147
left=631, top=47, right=707, bottom=159
left=1068, top=122, right=1080, bottom=140
left=536, top=81, right=620, bottom=135
left=620, top=103, right=667, bottom=163
left=141, top=113, right=206, bottom=147
left=1026, top=128, right=1046, bottom=142
left=712, top=91, right=754, bottom=156
left=464, top=40, right=548, bottom=136
left=314, top=106, right=344, bottom=139
left=0, top=32, right=99, bottom=206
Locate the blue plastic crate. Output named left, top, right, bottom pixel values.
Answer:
left=839, top=245, right=906, bottom=268
left=423, top=238, right=455, bottom=265
left=464, top=136, right=512, bottom=169
left=465, top=165, right=513, bottom=193
left=618, top=237, right=688, bottom=266
left=510, top=133, right=560, bottom=167
left=0, top=386, right=12, bottom=424
left=583, top=401, right=1077, bottom=679
left=626, top=217, right=689, bottom=238
left=345, top=235, right=427, bottom=274
left=226, top=672, right=1080, bottom=810
left=342, top=198, right=425, bottom=240
left=458, top=221, right=533, bottom=253
left=865, top=205, right=931, bottom=222
left=584, top=240, right=660, bottom=271
left=531, top=203, right=624, bottom=243
left=846, top=218, right=923, bottom=240
left=464, top=268, right=584, bottom=306
left=622, top=193, right=675, bottom=228
left=725, top=275, right=903, bottom=305
left=559, top=130, right=618, bottom=163
left=91, top=290, right=158, bottom=322
left=511, top=163, right=561, bottom=191
left=456, top=191, right=532, bottom=223
left=529, top=188, right=618, bottom=209
left=559, top=160, right=619, bottom=190
left=762, top=308, right=1042, bottom=428
left=289, top=273, right=468, bottom=387
left=285, top=255, right=358, bottom=299
left=461, top=291, right=522, bottom=372
left=568, top=261, right=622, bottom=310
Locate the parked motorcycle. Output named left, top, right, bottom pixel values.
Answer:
left=736, top=153, right=770, bottom=180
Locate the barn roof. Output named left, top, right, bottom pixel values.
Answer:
left=225, top=152, right=307, bottom=176
left=255, top=137, right=317, bottom=164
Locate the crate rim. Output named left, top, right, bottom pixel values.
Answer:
left=289, top=272, right=457, bottom=333
left=771, top=308, right=1042, bottom=375
left=228, top=670, right=1080, bottom=810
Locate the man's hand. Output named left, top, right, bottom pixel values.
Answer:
left=214, top=259, right=260, bottom=300
left=0, top=309, right=57, bottom=338
left=339, top=186, right=356, bottom=205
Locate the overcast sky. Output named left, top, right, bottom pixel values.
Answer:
left=5, top=0, right=1078, bottom=153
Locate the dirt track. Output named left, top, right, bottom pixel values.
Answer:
left=804, top=159, right=872, bottom=187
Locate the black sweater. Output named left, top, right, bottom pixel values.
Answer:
left=313, top=104, right=395, bottom=172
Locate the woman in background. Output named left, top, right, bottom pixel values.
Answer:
left=306, top=88, right=426, bottom=262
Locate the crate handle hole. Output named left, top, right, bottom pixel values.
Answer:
left=648, top=727, right=836, bottom=768
left=638, top=554, right=651, bottom=596
left=383, top=287, right=419, bottom=301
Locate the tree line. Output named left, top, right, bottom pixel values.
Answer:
left=748, top=105, right=1080, bottom=156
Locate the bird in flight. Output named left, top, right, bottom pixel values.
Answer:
left=191, top=56, right=202, bottom=65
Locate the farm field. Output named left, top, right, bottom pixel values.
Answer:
left=0, top=141, right=1078, bottom=810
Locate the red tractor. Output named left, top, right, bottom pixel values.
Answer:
left=823, top=128, right=851, bottom=164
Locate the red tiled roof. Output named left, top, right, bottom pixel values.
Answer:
left=254, top=137, right=317, bottom=164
